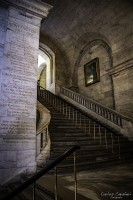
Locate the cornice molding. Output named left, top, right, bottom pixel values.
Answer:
left=1, top=0, right=53, bottom=18
left=107, top=58, right=133, bottom=76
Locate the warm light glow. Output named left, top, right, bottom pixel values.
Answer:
left=38, top=55, right=46, bottom=67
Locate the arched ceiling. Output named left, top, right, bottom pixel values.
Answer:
left=40, top=0, right=133, bottom=86
left=41, top=0, right=133, bottom=52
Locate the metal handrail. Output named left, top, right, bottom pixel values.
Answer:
left=37, top=85, right=123, bottom=160
left=2, top=145, right=80, bottom=200
left=37, top=85, right=120, bottom=135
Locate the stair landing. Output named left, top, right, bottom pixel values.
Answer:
left=37, top=162, right=133, bottom=200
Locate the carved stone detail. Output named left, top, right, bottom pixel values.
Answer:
left=107, top=58, right=133, bottom=76
left=2, top=0, right=53, bottom=18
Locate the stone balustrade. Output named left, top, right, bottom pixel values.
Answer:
left=60, top=86, right=133, bottom=139
left=36, top=101, right=51, bottom=166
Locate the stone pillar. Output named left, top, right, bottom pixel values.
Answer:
left=0, top=0, right=52, bottom=183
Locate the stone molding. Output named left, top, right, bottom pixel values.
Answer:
left=75, top=39, right=112, bottom=68
left=107, top=58, right=133, bottom=76
left=60, top=93, right=133, bottom=139
left=37, top=101, right=51, bottom=135
left=1, top=0, right=53, bottom=18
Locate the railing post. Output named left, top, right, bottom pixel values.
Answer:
left=60, top=86, right=131, bottom=130
left=76, top=110, right=77, bottom=126
left=118, top=136, right=121, bottom=159
left=88, top=119, right=90, bottom=135
left=55, top=167, right=58, bottom=200
left=63, top=102, right=64, bottom=114
left=105, top=129, right=107, bottom=149
left=2, top=145, right=80, bottom=200
left=99, top=125, right=101, bottom=144
left=60, top=100, right=61, bottom=112
left=73, top=108, right=75, bottom=122
left=111, top=132, right=114, bottom=153
left=66, top=104, right=68, bottom=117
left=80, top=113, right=81, bottom=128
left=69, top=106, right=70, bottom=119
left=74, top=152, right=77, bottom=200
left=84, top=115, right=86, bottom=133
left=93, top=121, right=95, bottom=139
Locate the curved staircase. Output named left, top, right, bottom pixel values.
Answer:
left=37, top=87, right=133, bottom=172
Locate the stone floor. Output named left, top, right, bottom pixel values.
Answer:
left=37, top=162, right=133, bottom=200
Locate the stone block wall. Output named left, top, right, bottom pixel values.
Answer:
left=41, top=0, right=133, bottom=118
left=0, top=5, right=39, bottom=183
left=109, top=60, right=133, bottom=118
left=77, top=43, right=114, bottom=109
left=0, top=0, right=52, bottom=184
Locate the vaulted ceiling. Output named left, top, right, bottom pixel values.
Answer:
left=41, top=0, right=132, bottom=52
left=40, top=0, right=133, bottom=86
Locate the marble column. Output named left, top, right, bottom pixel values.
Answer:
left=0, top=0, right=52, bottom=183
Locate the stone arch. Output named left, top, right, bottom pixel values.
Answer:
left=39, top=63, right=46, bottom=89
left=75, top=39, right=113, bottom=68
left=39, top=42, right=55, bottom=93
left=72, top=32, right=113, bottom=87
left=40, top=36, right=72, bottom=94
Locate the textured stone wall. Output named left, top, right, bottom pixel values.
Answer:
left=77, top=43, right=114, bottom=108
left=0, top=6, right=39, bottom=183
left=0, top=1, right=52, bottom=183
left=113, top=70, right=132, bottom=118
left=41, top=0, right=133, bottom=117
left=109, top=60, right=133, bottom=118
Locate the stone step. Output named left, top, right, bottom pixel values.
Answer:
left=51, top=139, right=126, bottom=146
left=39, top=157, right=133, bottom=174
left=49, top=126, right=104, bottom=131
left=50, top=151, right=114, bottom=160
left=53, top=148, right=132, bottom=159
left=55, top=158, right=133, bottom=173
left=50, top=145, right=133, bottom=157
left=51, top=114, right=95, bottom=121
left=38, top=97, right=133, bottom=173
left=50, top=119, right=98, bottom=125
left=50, top=134, right=130, bottom=145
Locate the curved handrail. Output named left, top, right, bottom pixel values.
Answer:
left=2, top=145, right=80, bottom=200
left=36, top=101, right=51, bottom=164
left=37, top=100, right=51, bottom=134
left=36, top=121, right=49, bottom=136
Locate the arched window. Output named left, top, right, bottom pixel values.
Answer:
left=38, top=46, right=55, bottom=93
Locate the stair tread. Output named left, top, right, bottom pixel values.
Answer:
left=37, top=97, right=133, bottom=172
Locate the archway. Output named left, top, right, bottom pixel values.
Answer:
left=38, top=43, right=55, bottom=93
left=71, top=33, right=115, bottom=109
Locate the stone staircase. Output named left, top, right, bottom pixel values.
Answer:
left=1, top=89, right=133, bottom=200
left=38, top=98, right=133, bottom=172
